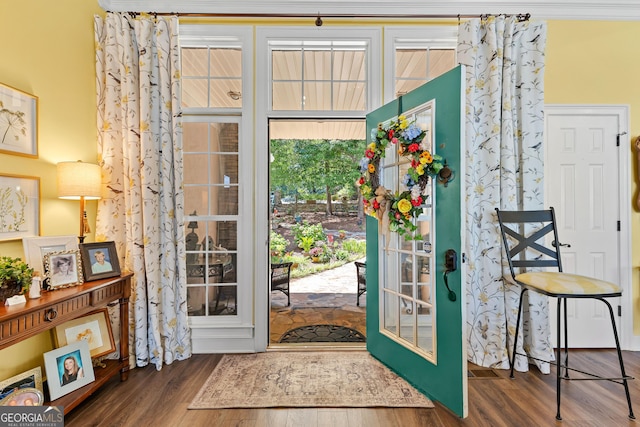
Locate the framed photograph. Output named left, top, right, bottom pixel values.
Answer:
left=43, top=250, right=83, bottom=290
left=53, top=309, right=115, bottom=359
left=0, top=388, right=44, bottom=406
left=79, top=241, right=121, bottom=281
left=22, top=235, right=77, bottom=277
left=0, top=83, right=38, bottom=158
left=0, top=174, right=39, bottom=242
left=43, top=340, right=95, bottom=401
left=0, top=367, right=43, bottom=402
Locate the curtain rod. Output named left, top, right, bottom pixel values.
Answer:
left=122, top=11, right=531, bottom=23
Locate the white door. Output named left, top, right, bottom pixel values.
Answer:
left=545, top=106, right=628, bottom=348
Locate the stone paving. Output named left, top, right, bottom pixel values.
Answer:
left=270, top=260, right=366, bottom=344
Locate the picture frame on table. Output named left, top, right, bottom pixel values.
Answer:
left=22, top=235, right=77, bottom=278
left=43, top=249, right=83, bottom=290
left=0, top=388, right=44, bottom=406
left=0, top=367, right=43, bottom=402
left=43, top=340, right=95, bottom=401
left=0, top=174, right=39, bottom=242
left=53, top=308, right=115, bottom=359
left=0, top=82, right=38, bottom=158
left=79, top=241, right=121, bottom=282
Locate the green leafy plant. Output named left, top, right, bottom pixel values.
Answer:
left=0, top=256, right=33, bottom=294
left=270, top=231, right=289, bottom=257
left=292, top=221, right=327, bottom=250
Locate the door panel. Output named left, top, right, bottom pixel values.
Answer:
left=366, top=66, right=467, bottom=417
left=546, top=112, right=621, bottom=347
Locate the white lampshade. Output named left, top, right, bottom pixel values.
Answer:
left=57, top=161, right=101, bottom=200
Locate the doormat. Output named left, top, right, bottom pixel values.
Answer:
left=188, top=352, right=434, bottom=409
left=279, top=324, right=366, bottom=343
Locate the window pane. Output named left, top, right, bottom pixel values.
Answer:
left=272, top=50, right=302, bottom=80
left=184, top=154, right=209, bottom=184
left=303, top=82, right=331, bottom=110
left=182, top=48, right=209, bottom=76
left=416, top=301, right=433, bottom=353
left=210, top=48, right=241, bottom=78
left=187, top=286, right=205, bottom=315
left=399, top=298, right=414, bottom=341
left=209, top=122, right=238, bottom=153
left=209, top=285, right=237, bottom=315
left=182, top=78, right=209, bottom=108
left=396, top=49, right=427, bottom=78
left=183, top=122, right=209, bottom=152
left=184, top=186, right=207, bottom=216
left=210, top=186, right=239, bottom=215
left=303, top=50, right=331, bottom=80
left=272, top=82, right=302, bottom=110
left=209, top=154, right=238, bottom=184
left=334, top=50, right=365, bottom=80
left=383, top=290, right=398, bottom=334
left=333, top=82, right=365, bottom=111
left=210, top=78, right=242, bottom=108
left=429, top=49, right=456, bottom=80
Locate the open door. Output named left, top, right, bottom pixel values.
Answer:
left=365, top=66, right=467, bottom=417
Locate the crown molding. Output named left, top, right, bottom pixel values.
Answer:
left=98, top=0, right=640, bottom=21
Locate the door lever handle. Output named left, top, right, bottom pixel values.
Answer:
left=551, top=240, right=571, bottom=248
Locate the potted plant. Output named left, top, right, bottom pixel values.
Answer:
left=309, top=247, right=323, bottom=263
left=0, top=256, right=34, bottom=302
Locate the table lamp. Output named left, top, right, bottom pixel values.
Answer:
left=57, top=160, right=101, bottom=243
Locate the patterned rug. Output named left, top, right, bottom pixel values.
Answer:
left=188, top=352, right=434, bottom=409
left=279, top=324, right=366, bottom=343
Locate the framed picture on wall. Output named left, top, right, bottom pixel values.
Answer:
left=0, top=174, right=40, bottom=242
left=0, top=83, right=38, bottom=158
left=79, top=241, right=121, bottom=281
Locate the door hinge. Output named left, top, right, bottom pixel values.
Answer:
left=617, top=221, right=621, bottom=231
left=618, top=305, right=622, bottom=317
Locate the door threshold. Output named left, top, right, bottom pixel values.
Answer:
left=267, top=342, right=366, bottom=351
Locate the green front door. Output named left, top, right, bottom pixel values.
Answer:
left=365, top=66, right=466, bottom=417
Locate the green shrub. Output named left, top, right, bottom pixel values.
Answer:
left=270, top=231, right=289, bottom=256
left=292, top=221, right=327, bottom=250
left=341, top=238, right=366, bottom=254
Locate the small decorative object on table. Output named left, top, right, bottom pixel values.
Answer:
left=0, top=256, right=33, bottom=303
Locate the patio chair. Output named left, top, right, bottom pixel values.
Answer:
left=495, top=207, right=634, bottom=421
left=355, top=261, right=366, bottom=306
left=270, top=262, right=292, bottom=306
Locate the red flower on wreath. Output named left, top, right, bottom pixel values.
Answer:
left=365, top=149, right=375, bottom=159
left=373, top=199, right=380, bottom=209
left=411, top=196, right=423, bottom=207
left=408, top=143, right=420, bottom=153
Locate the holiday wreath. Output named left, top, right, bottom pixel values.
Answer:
left=356, top=114, right=443, bottom=240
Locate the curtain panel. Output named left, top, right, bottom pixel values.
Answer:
left=94, top=12, right=191, bottom=370
left=458, top=16, right=551, bottom=372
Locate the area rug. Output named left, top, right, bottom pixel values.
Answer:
left=188, top=352, right=434, bottom=409
left=279, top=324, right=366, bottom=343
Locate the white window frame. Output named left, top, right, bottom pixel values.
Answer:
left=383, top=26, right=458, bottom=103
left=180, top=25, right=256, bottom=352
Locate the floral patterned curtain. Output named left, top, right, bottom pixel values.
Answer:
left=94, top=13, right=191, bottom=370
left=458, top=16, right=551, bottom=373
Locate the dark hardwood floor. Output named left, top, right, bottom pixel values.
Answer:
left=65, top=349, right=639, bottom=427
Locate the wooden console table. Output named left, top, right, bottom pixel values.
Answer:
left=0, top=273, right=132, bottom=414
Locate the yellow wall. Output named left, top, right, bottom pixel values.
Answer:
left=0, top=4, right=639, bottom=380
left=546, top=21, right=640, bottom=335
left=0, top=0, right=104, bottom=380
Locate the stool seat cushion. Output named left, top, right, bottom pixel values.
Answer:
left=515, top=272, right=621, bottom=295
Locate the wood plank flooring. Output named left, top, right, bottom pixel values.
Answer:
left=64, top=349, right=639, bottom=427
